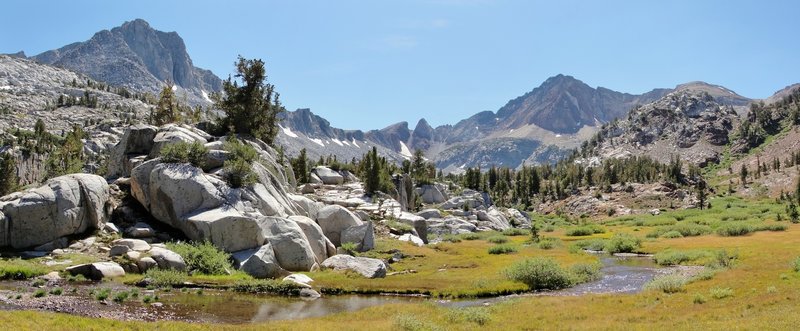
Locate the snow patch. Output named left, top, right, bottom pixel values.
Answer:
left=331, top=139, right=344, bottom=147
left=171, top=85, right=178, bottom=91
left=0, top=86, right=11, bottom=91
left=280, top=125, right=298, bottom=138
left=308, top=137, right=325, bottom=147
left=201, top=90, right=212, bottom=103
left=459, top=163, right=467, bottom=169
left=351, top=139, right=360, bottom=148
left=399, top=141, right=413, bottom=159
left=342, top=140, right=351, bottom=146
left=555, top=134, right=562, bottom=138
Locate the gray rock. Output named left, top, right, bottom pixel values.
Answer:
left=66, top=262, right=125, bottom=280
left=109, top=245, right=132, bottom=257
left=233, top=244, right=287, bottom=279
left=416, top=209, right=442, bottom=219
left=149, top=247, right=186, bottom=271
left=262, top=217, right=317, bottom=272
left=0, top=174, right=110, bottom=249
left=311, top=166, right=344, bottom=185
left=137, top=257, right=158, bottom=273
left=316, top=205, right=363, bottom=246
left=321, top=254, right=387, bottom=278
left=288, top=216, right=330, bottom=264
left=415, top=184, right=447, bottom=204
left=476, top=207, right=512, bottom=231
left=33, top=237, right=69, bottom=252
left=125, top=222, right=155, bottom=238
left=103, top=222, right=120, bottom=234
left=283, top=273, right=314, bottom=288
left=112, top=239, right=151, bottom=252
left=398, top=233, right=425, bottom=247
left=397, top=212, right=428, bottom=244
left=299, top=288, right=321, bottom=299
left=340, top=222, right=375, bottom=252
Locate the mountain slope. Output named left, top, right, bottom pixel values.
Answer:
left=32, top=19, right=220, bottom=105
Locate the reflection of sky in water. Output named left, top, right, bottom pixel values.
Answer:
left=163, top=257, right=665, bottom=323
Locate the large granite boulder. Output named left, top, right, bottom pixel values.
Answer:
left=107, top=124, right=158, bottom=178
left=397, top=212, right=428, bottom=244
left=321, top=254, right=387, bottom=278
left=415, top=184, right=448, bottom=204
left=288, top=216, right=330, bottom=264
left=312, top=166, right=344, bottom=185
left=0, top=174, right=110, bottom=249
left=66, top=262, right=125, bottom=280
left=262, top=217, right=317, bottom=271
left=316, top=205, right=363, bottom=246
left=476, top=207, right=512, bottom=231
left=233, top=244, right=287, bottom=279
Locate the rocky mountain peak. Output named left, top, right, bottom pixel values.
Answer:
left=31, top=19, right=221, bottom=105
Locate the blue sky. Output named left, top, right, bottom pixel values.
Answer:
left=2, top=0, right=799, bottom=130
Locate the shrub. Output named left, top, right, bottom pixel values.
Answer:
left=446, top=307, right=492, bottom=326
left=144, top=269, right=187, bottom=288
left=94, top=288, right=111, bottom=301
left=167, top=241, right=233, bottom=275
left=709, top=250, right=738, bottom=269
left=644, top=274, right=686, bottom=293
left=394, top=313, right=444, bottom=331
left=604, top=233, right=641, bottom=254
left=340, top=242, right=359, bottom=255
left=32, top=289, right=46, bottom=298
left=49, top=287, right=63, bottom=295
left=142, top=295, right=155, bottom=304
left=488, top=244, right=517, bottom=255
left=0, top=259, right=47, bottom=280
left=570, top=263, right=602, bottom=284
left=792, top=257, right=800, bottom=272
left=386, top=220, right=414, bottom=234
left=716, top=223, right=753, bottom=236
left=486, top=235, right=509, bottom=244
left=565, top=225, right=605, bottom=236
left=538, top=238, right=557, bottom=250
left=113, top=291, right=130, bottom=303
left=572, top=238, right=608, bottom=252
left=542, top=225, right=555, bottom=232
left=502, top=228, right=528, bottom=236
left=661, top=230, right=684, bottom=239
left=693, top=269, right=718, bottom=281
left=504, top=257, right=573, bottom=290
left=442, top=234, right=462, bottom=243
left=460, top=233, right=481, bottom=240
left=654, top=249, right=710, bottom=266
left=223, top=136, right=259, bottom=188
left=232, top=279, right=301, bottom=296
left=693, top=294, right=707, bottom=304
left=159, top=141, right=208, bottom=168
left=646, top=223, right=712, bottom=238
left=710, top=287, right=734, bottom=299
left=753, top=223, right=788, bottom=232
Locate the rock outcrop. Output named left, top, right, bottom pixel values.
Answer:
left=321, top=254, right=387, bottom=278
left=0, top=174, right=110, bottom=249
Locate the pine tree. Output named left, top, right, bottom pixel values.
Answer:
left=214, top=56, right=285, bottom=145
left=0, top=153, right=19, bottom=196
left=740, top=164, right=748, bottom=186
left=150, top=85, right=180, bottom=126
left=292, top=148, right=309, bottom=184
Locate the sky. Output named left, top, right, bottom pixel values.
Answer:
left=2, top=0, right=799, bottom=130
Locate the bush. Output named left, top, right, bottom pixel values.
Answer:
left=542, top=225, right=555, bottom=232
left=159, top=141, right=208, bottom=168
left=166, top=241, right=233, bottom=275
left=661, top=230, right=684, bottom=239
left=693, top=294, right=707, bottom=304
left=144, top=269, right=187, bottom=288
left=504, top=257, right=573, bottom=290
left=488, top=244, right=517, bottom=255
left=644, top=274, right=686, bottom=293
left=223, top=136, right=259, bottom=188
left=340, top=242, right=359, bottom=255
left=394, top=313, right=444, bottom=331
left=710, top=287, right=734, bottom=299
left=442, top=234, right=462, bottom=243
left=486, top=235, right=509, bottom=244
left=49, top=287, right=63, bottom=295
left=792, top=257, right=800, bottom=272
left=604, top=233, right=641, bottom=254
left=565, top=225, right=605, bottom=236
left=502, top=228, right=528, bottom=236
left=646, top=223, right=712, bottom=238
left=709, top=250, right=738, bottom=269
left=0, top=259, right=48, bottom=280
left=446, top=307, right=492, bottom=326
left=113, top=291, right=130, bottom=303
left=538, top=238, right=557, bottom=250
left=572, top=238, right=608, bottom=251
left=716, top=223, right=753, bottom=236
left=570, top=263, right=602, bottom=284
left=94, top=288, right=111, bottom=301
left=753, top=223, right=788, bottom=232
left=460, top=233, right=481, bottom=240
left=386, top=219, right=414, bottom=234
left=654, top=249, right=710, bottom=266
left=32, top=289, right=46, bottom=298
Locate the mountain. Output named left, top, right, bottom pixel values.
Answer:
left=31, top=19, right=220, bottom=105
left=579, top=90, right=740, bottom=166
left=276, top=75, right=757, bottom=171
left=493, top=74, right=671, bottom=134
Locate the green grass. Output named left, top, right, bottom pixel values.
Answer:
left=504, top=257, right=574, bottom=290
left=143, top=269, right=188, bottom=288
left=486, top=235, right=509, bottom=244
left=502, top=228, right=529, bottom=236
left=32, top=289, right=46, bottom=298
left=565, top=225, right=606, bottom=236
left=231, top=279, right=301, bottom=296
left=604, top=232, right=642, bottom=254
left=710, top=287, right=734, bottom=299
left=49, top=287, right=63, bottom=295
left=716, top=223, right=754, bottom=236
left=647, top=223, right=712, bottom=238
left=654, top=249, right=713, bottom=266
left=94, top=288, right=111, bottom=301
left=0, top=259, right=47, bottom=280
